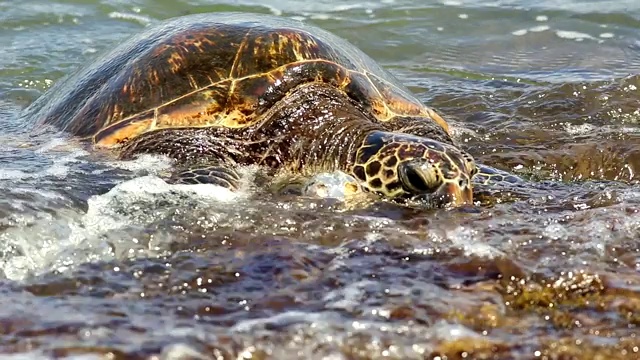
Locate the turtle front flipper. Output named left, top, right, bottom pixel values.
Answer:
left=473, top=164, right=524, bottom=187
left=471, top=163, right=536, bottom=205
left=168, top=165, right=241, bottom=190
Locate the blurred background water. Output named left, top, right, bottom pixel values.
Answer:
left=0, top=0, right=639, bottom=358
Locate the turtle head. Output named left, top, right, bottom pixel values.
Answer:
left=351, top=131, right=477, bottom=207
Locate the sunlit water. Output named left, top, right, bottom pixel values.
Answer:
left=0, top=0, right=639, bottom=358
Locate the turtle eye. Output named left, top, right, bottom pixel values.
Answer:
left=402, top=164, right=430, bottom=192
left=398, top=160, right=440, bottom=194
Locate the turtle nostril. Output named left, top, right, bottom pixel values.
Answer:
left=458, top=179, right=466, bottom=187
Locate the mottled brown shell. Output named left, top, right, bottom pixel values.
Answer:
left=28, top=12, right=449, bottom=146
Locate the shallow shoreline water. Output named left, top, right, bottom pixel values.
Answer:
left=0, top=1, right=639, bottom=358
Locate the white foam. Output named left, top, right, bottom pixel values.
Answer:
left=529, top=25, right=550, bottom=32
left=10, top=187, right=67, bottom=200
left=5, top=149, right=87, bottom=180
left=103, top=154, right=173, bottom=174
left=108, top=12, right=154, bottom=26
left=334, top=4, right=367, bottom=11
left=0, top=169, right=28, bottom=180
left=134, top=176, right=238, bottom=200
left=0, top=353, right=53, bottom=360
left=266, top=6, right=283, bottom=16
left=303, top=171, right=361, bottom=200
left=431, top=320, right=483, bottom=340
left=0, top=173, right=251, bottom=280
left=555, top=30, right=596, bottom=41
left=159, top=343, right=211, bottom=360
left=542, top=223, right=569, bottom=241
left=449, top=124, right=479, bottom=142
left=34, top=138, right=74, bottom=154
left=564, top=123, right=595, bottom=135
left=447, top=226, right=504, bottom=258
left=231, top=311, right=336, bottom=333
left=79, top=175, right=240, bottom=240
left=82, top=47, right=98, bottom=55
left=0, top=138, right=89, bottom=181
left=0, top=209, right=82, bottom=280
left=309, top=13, right=332, bottom=20
left=323, top=279, right=381, bottom=311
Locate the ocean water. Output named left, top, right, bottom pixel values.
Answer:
left=0, top=0, right=639, bottom=358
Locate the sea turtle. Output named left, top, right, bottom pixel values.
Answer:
left=24, top=12, right=518, bottom=207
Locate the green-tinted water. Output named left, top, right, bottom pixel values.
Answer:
left=0, top=1, right=639, bottom=358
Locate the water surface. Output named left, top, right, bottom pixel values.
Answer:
left=1, top=0, right=639, bottom=358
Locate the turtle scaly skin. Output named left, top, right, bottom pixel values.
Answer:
left=24, top=12, right=504, bottom=207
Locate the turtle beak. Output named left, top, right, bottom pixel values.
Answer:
left=432, top=180, right=473, bottom=207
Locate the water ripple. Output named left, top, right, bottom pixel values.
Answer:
left=0, top=0, right=639, bottom=358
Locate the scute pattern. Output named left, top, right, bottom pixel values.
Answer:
left=30, top=13, right=450, bottom=149
left=230, top=29, right=328, bottom=78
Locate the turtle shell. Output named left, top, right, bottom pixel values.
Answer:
left=27, top=12, right=449, bottom=146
